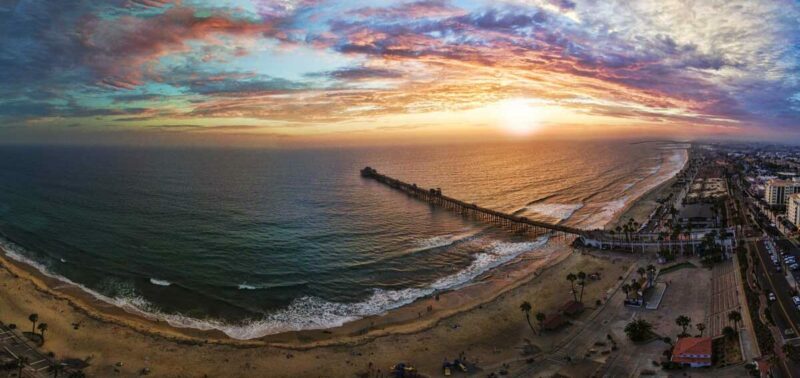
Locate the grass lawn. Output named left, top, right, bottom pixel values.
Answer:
left=658, top=261, right=697, bottom=275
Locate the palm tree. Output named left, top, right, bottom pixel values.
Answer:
left=566, top=273, right=578, bottom=302
left=28, top=313, right=38, bottom=334
left=17, top=356, right=29, bottom=378
left=675, top=315, right=691, bottom=336
left=609, top=230, right=615, bottom=249
left=637, top=267, right=646, bottom=280
left=696, top=322, right=706, bottom=337
left=622, top=284, right=631, bottom=300
left=577, top=271, right=587, bottom=303
left=519, top=301, right=537, bottom=335
left=535, top=312, right=546, bottom=332
left=728, top=310, right=742, bottom=330
left=50, top=362, right=64, bottom=378
left=38, top=322, right=48, bottom=343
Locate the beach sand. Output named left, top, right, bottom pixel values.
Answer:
left=0, top=245, right=637, bottom=377
left=0, top=148, right=688, bottom=377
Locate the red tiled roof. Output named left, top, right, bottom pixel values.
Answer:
left=672, top=337, right=712, bottom=361
left=671, top=356, right=711, bottom=364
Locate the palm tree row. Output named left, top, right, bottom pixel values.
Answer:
left=519, top=301, right=546, bottom=336
left=566, top=271, right=588, bottom=303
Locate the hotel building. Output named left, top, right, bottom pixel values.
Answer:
left=765, top=179, right=800, bottom=205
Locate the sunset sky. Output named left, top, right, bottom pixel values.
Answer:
left=2, top=0, right=800, bottom=145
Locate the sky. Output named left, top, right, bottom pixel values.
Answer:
left=1, top=0, right=800, bottom=146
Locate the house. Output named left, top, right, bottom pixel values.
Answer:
left=542, top=314, right=566, bottom=331
left=671, top=337, right=713, bottom=367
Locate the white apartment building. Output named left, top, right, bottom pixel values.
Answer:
left=765, top=179, right=800, bottom=205
left=789, top=193, right=800, bottom=227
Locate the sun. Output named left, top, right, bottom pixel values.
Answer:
left=497, top=98, right=542, bottom=136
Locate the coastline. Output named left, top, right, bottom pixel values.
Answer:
left=0, top=144, right=690, bottom=376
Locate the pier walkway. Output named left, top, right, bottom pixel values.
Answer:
left=361, top=167, right=734, bottom=252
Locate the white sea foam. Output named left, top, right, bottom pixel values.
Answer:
left=149, top=278, right=171, bottom=287
left=524, top=203, right=584, bottom=221
left=0, top=235, right=550, bottom=340
left=238, top=283, right=258, bottom=290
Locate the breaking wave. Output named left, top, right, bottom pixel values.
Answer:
left=0, top=235, right=548, bottom=340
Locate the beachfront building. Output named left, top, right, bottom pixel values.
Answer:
left=671, top=337, right=712, bottom=367
left=677, top=204, right=717, bottom=229
left=788, top=193, right=800, bottom=227
left=765, top=179, right=800, bottom=205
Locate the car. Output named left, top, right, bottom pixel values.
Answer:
left=769, top=292, right=777, bottom=302
left=792, top=296, right=800, bottom=306
left=776, top=265, right=782, bottom=272
left=791, top=264, right=799, bottom=271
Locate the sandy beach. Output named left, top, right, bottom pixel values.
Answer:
left=0, top=146, right=689, bottom=377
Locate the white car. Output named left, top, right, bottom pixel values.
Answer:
left=769, top=292, right=777, bottom=302
left=791, top=264, right=800, bottom=271
left=792, top=296, right=800, bottom=306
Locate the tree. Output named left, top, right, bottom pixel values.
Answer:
left=675, top=315, right=692, bottom=336
left=37, top=322, right=48, bottom=343
left=722, top=326, right=737, bottom=339
left=28, top=313, right=38, bottom=334
left=662, top=336, right=673, bottom=346
left=577, top=271, right=587, bottom=303
left=50, top=362, right=64, bottom=378
left=17, top=356, right=29, bottom=378
left=566, top=273, right=578, bottom=302
left=728, top=311, right=742, bottom=330
left=696, top=322, right=706, bottom=337
left=631, top=280, right=642, bottom=301
left=624, top=319, right=653, bottom=342
left=535, top=312, right=546, bottom=331
left=622, top=284, right=631, bottom=300
left=637, top=267, right=646, bottom=280
left=519, top=301, right=537, bottom=336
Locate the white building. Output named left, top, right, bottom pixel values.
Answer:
left=789, top=193, right=800, bottom=227
left=765, top=179, right=800, bottom=205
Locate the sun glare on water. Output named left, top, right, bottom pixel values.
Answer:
left=497, top=98, right=542, bottom=136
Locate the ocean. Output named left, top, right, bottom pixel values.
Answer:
left=0, top=140, right=687, bottom=339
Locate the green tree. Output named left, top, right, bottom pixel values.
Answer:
left=624, top=319, right=653, bottom=342
left=622, top=284, right=631, bottom=300
left=728, top=310, right=742, bottom=330
left=637, top=267, right=647, bottom=280
left=519, top=301, right=537, bottom=336
left=37, top=322, right=48, bottom=344
left=28, top=313, right=38, bottom=334
left=696, top=322, right=706, bottom=337
left=566, top=273, right=578, bottom=302
left=723, top=326, right=737, bottom=339
left=577, top=271, right=587, bottom=303
left=675, top=315, right=692, bottom=336
left=17, top=356, right=29, bottom=378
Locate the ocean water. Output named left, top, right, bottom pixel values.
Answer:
left=0, top=140, right=687, bottom=339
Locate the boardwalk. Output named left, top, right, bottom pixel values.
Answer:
left=0, top=324, right=53, bottom=378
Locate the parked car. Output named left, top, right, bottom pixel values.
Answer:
left=769, top=292, right=777, bottom=302
left=792, top=296, right=800, bottom=306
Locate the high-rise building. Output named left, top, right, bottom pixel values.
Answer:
left=765, top=179, right=800, bottom=205
left=789, top=193, right=800, bottom=227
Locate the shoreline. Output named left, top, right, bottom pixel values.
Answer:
left=0, top=144, right=690, bottom=351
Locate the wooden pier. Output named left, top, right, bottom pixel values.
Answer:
left=361, top=166, right=735, bottom=253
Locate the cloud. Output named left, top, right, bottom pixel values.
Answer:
left=77, top=6, right=278, bottom=88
